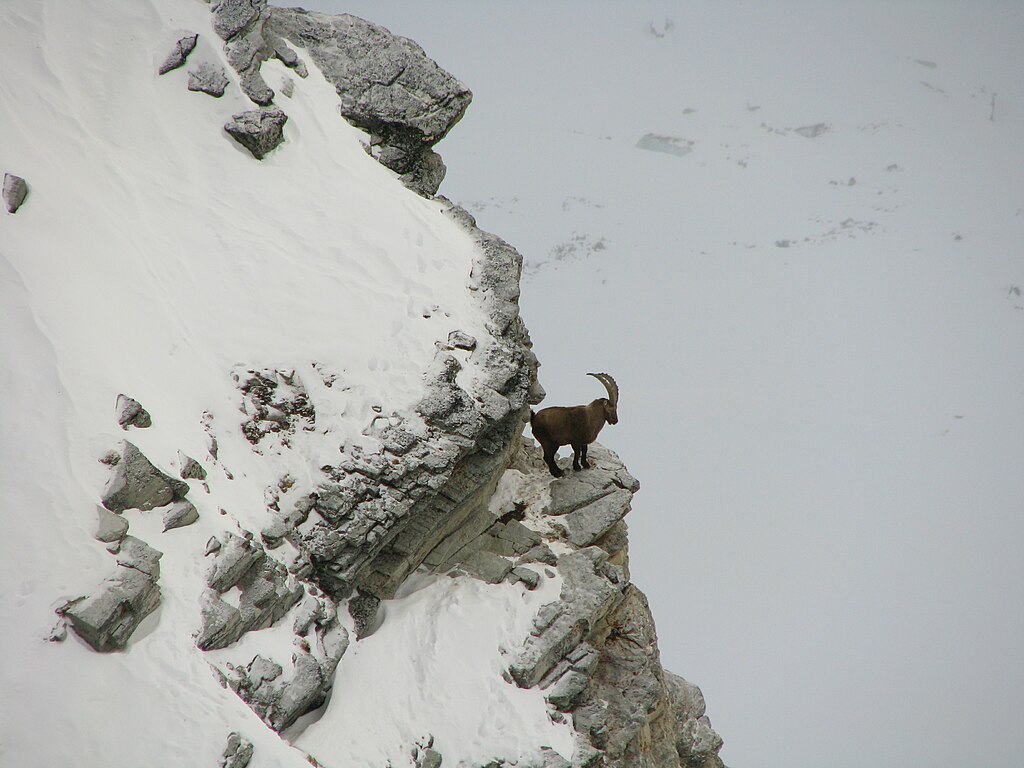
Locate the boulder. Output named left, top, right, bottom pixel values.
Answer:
left=3, top=173, right=28, bottom=213
left=224, top=108, right=287, bottom=160
left=101, top=441, right=189, bottom=512
left=550, top=488, right=632, bottom=548
left=60, top=566, right=160, bottom=652
left=157, top=33, right=198, bottom=75
left=114, top=535, right=163, bottom=578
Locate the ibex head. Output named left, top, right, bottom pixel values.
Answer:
left=588, top=372, right=619, bottom=426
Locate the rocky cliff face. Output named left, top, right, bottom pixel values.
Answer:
left=4, top=2, right=726, bottom=766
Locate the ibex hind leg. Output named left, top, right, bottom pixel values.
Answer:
left=572, top=444, right=585, bottom=471
left=543, top=446, right=563, bottom=478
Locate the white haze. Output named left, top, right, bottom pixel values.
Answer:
left=300, top=2, right=1024, bottom=766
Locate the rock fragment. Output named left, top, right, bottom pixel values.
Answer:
left=158, top=33, right=199, bottom=74
left=224, top=108, right=288, bottom=159
left=163, top=499, right=199, bottom=531
left=101, top=442, right=189, bottom=512
left=115, top=394, right=151, bottom=429
left=59, top=565, right=161, bottom=652
left=188, top=62, right=230, bottom=97
left=178, top=451, right=207, bottom=481
left=94, top=506, right=129, bottom=543
left=3, top=173, right=28, bottom=213
left=220, top=732, right=254, bottom=768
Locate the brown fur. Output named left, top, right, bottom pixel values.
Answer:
left=530, top=393, right=618, bottom=478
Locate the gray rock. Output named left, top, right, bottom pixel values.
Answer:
left=94, top=506, right=129, bottom=543
left=158, top=33, right=199, bottom=74
left=115, top=536, right=163, bottom=579
left=188, top=62, right=230, bottom=97
left=178, top=451, right=207, bottom=481
left=101, top=442, right=189, bottom=513
left=519, top=543, right=558, bottom=567
left=348, top=591, right=380, bottom=639
left=197, top=534, right=303, bottom=650
left=115, top=394, right=151, bottom=429
left=510, top=566, right=540, bottom=590
left=212, top=0, right=266, bottom=41
left=220, top=732, right=254, bottom=768
left=447, top=329, right=477, bottom=351
left=419, top=748, right=443, bottom=768
left=206, top=533, right=264, bottom=592
left=551, top=489, right=632, bottom=549
left=224, top=107, right=287, bottom=159
left=3, top=173, right=28, bottom=213
left=163, top=499, right=199, bottom=531
left=496, top=519, right=543, bottom=550
left=509, top=547, right=626, bottom=688
left=60, top=566, right=160, bottom=652
left=460, top=549, right=513, bottom=584
left=666, top=672, right=725, bottom=767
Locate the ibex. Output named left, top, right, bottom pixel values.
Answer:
left=530, top=373, right=618, bottom=478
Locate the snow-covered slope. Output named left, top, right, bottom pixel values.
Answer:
left=0, top=3, right=724, bottom=768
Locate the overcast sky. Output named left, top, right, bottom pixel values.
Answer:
left=287, top=3, right=1024, bottom=766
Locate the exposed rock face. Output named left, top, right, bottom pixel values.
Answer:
left=496, top=440, right=727, bottom=768
left=101, top=441, right=190, bottom=512
left=224, top=107, right=287, bottom=159
left=3, top=172, right=28, bottom=213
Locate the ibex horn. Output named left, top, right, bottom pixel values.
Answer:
left=587, top=372, right=618, bottom=406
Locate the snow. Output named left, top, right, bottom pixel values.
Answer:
left=298, top=572, right=573, bottom=768
left=0, top=1, right=565, bottom=766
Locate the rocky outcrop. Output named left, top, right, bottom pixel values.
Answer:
left=265, top=9, right=471, bottom=196
left=101, top=441, right=190, bottom=512
left=212, top=591, right=349, bottom=732
left=3, top=172, right=28, bottom=213
left=224, top=108, right=288, bottom=159
left=195, top=1, right=470, bottom=195
left=196, top=532, right=303, bottom=650
left=490, top=440, right=727, bottom=768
